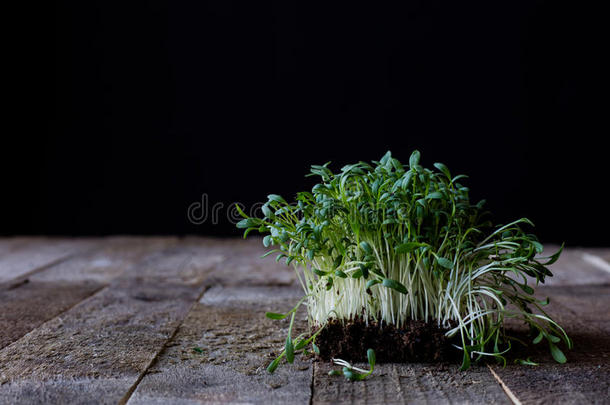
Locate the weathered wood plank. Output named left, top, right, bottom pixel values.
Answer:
left=579, top=248, right=610, bottom=264
left=490, top=284, right=610, bottom=404
left=25, top=237, right=176, bottom=284
left=0, top=237, right=176, bottom=349
left=0, top=281, right=102, bottom=350
left=0, top=237, right=29, bottom=256
left=537, top=245, right=610, bottom=286
left=127, top=285, right=312, bottom=405
left=186, top=237, right=296, bottom=287
left=0, top=237, right=96, bottom=283
left=313, top=362, right=510, bottom=404
left=579, top=249, right=610, bottom=275
left=0, top=244, right=223, bottom=405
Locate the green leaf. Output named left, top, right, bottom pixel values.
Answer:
left=520, top=283, right=534, bottom=295
left=312, top=342, right=320, bottom=355
left=366, top=279, right=380, bottom=290
left=263, top=235, right=272, bottom=247
left=335, top=270, right=347, bottom=278
left=192, top=347, right=204, bottom=354
left=361, top=264, right=370, bottom=279
left=236, top=219, right=250, bottom=229
left=351, top=269, right=363, bottom=278
left=460, top=349, right=471, bottom=371
left=409, top=150, right=421, bottom=168
left=540, top=243, right=564, bottom=265
left=402, top=171, right=414, bottom=188
left=359, top=241, right=373, bottom=255
left=260, top=249, right=278, bottom=258
left=515, top=357, right=539, bottom=366
left=382, top=278, right=407, bottom=294
left=425, top=191, right=443, bottom=200
left=294, top=338, right=308, bottom=350
left=532, top=240, right=544, bottom=253
left=436, top=257, right=454, bottom=269
left=433, top=162, right=451, bottom=178
left=285, top=313, right=295, bottom=363
left=533, top=331, right=544, bottom=344
left=367, top=348, right=376, bottom=367
left=268, top=194, right=286, bottom=204
left=234, top=203, right=248, bottom=218
left=265, top=312, right=286, bottom=320
left=379, top=150, right=392, bottom=165
left=549, top=343, right=567, bottom=364
left=313, top=268, right=327, bottom=277
left=451, top=174, right=468, bottom=183
left=391, top=157, right=404, bottom=172
left=267, top=357, right=281, bottom=373
left=342, top=369, right=355, bottom=380
left=328, top=369, right=342, bottom=376
left=395, top=242, right=427, bottom=254
left=262, top=204, right=273, bottom=218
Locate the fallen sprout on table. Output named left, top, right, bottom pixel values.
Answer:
left=329, top=348, right=376, bottom=381
left=236, top=150, right=572, bottom=378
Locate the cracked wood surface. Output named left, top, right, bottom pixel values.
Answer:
left=0, top=237, right=608, bottom=404
left=0, top=242, right=222, bottom=404
left=127, top=286, right=312, bottom=405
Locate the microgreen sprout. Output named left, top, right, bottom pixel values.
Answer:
left=238, top=151, right=571, bottom=373
left=329, top=348, right=376, bottom=381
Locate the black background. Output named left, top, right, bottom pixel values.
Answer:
left=3, top=1, right=607, bottom=245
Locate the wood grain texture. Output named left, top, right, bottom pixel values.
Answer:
left=490, top=284, right=610, bottom=405
left=313, top=362, right=510, bottom=405
left=0, top=237, right=176, bottom=349
left=0, top=238, right=608, bottom=404
left=127, top=285, right=312, bottom=405
left=0, top=237, right=96, bottom=284
left=0, top=243, right=223, bottom=405
left=186, top=236, right=296, bottom=287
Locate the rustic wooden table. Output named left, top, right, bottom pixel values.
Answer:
left=0, top=237, right=608, bottom=404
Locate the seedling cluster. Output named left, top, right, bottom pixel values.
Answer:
left=237, top=151, right=571, bottom=376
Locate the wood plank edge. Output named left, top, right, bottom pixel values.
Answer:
left=487, top=365, right=522, bottom=405
left=0, top=284, right=108, bottom=351
left=118, top=284, right=213, bottom=405
left=0, top=241, right=105, bottom=290
left=309, top=362, right=315, bottom=405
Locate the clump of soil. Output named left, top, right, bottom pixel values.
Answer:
left=315, top=318, right=460, bottom=363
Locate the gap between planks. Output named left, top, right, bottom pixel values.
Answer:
left=0, top=238, right=100, bottom=289
left=487, top=365, right=522, bottom=405
left=2, top=240, right=608, bottom=404
left=0, top=242, right=224, bottom=404
left=117, top=284, right=213, bottom=405
left=0, top=237, right=178, bottom=349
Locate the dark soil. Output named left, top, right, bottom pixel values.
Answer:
left=315, top=318, right=460, bottom=363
